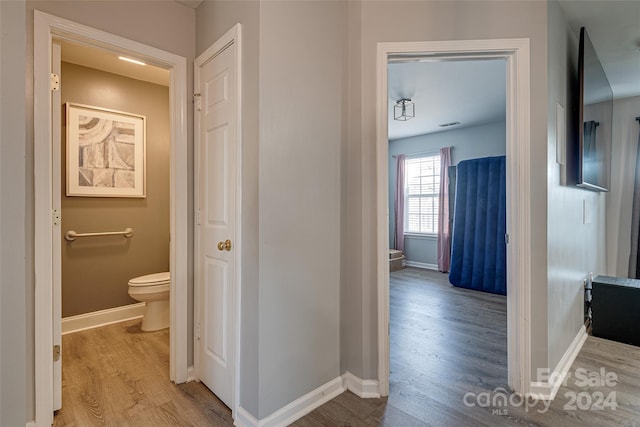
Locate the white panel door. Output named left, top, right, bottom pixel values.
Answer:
left=195, top=33, right=238, bottom=410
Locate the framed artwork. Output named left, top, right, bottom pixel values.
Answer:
left=66, top=103, right=146, bottom=197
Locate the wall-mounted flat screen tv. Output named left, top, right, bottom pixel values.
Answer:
left=577, top=26, right=612, bottom=192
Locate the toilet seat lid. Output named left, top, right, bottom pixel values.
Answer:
left=129, top=271, right=170, bottom=286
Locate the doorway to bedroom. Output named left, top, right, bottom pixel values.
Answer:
left=385, top=56, right=509, bottom=421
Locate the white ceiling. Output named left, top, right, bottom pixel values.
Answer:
left=558, top=0, right=640, bottom=101
left=61, top=1, right=638, bottom=141
left=58, top=0, right=200, bottom=85
left=388, top=2, right=640, bottom=141
left=60, top=40, right=170, bottom=87
left=388, top=59, right=506, bottom=141
left=176, top=0, right=203, bottom=8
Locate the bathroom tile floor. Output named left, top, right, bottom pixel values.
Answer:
left=53, top=319, right=233, bottom=427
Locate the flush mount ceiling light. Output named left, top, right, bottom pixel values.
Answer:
left=118, top=56, right=146, bottom=66
left=394, top=98, right=415, bottom=121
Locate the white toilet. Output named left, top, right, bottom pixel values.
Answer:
left=128, top=272, right=170, bottom=331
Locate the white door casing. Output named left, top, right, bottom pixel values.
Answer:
left=194, top=24, right=242, bottom=412
left=52, top=40, right=63, bottom=411
left=376, top=39, right=532, bottom=396
left=34, top=11, right=189, bottom=426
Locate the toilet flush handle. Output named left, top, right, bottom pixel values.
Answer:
left=217, top=239, right=232, bottom=251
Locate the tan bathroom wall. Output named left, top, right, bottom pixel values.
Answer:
left=61, top=61, right=170, bottom=318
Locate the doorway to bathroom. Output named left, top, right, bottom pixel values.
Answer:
left=57, top=36, right=173, bottom=400
left=57, top=41, right=172, bottom=333
left=33, top=11, right=189, bottom=425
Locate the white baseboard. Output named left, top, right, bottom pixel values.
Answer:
left=26, top=422, right=36, bottom=427
left=341, top=371, right=380, bottom=398
left=529, top=325, right=588, bottom=400
left=235, top=406, right=259, bottom=427
left=62, top=302, right=145, bottom=335
left=234, top=376, right=344, bottom=427
left=404, top=260, right=438, bottom=271
left=186, top=365, right=195, bottom=382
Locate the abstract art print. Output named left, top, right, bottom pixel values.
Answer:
left=66, top=103, right=146, bottom=197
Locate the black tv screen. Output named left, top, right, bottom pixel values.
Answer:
left=577, top=27, right=612, bottom=192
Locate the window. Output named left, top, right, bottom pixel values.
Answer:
left=405, top=154, right=440, bottom=234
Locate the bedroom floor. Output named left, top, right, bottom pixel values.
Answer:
left=386, top=267, right=509, bottom=423
left=295, top=267, right=640, bottom=426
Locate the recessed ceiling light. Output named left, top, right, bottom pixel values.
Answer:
left=438, top=121, right=461, bottom=127
left=118, top=56, right=146, bottom=66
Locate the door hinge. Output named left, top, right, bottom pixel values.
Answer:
left=193, top=93, right=202, bottom=111
left=50, top=73, right=60, bottom=91
left=52, top=209, right=61, bottom=226
left=196, top=209, right=201, bottom=226
left=195, top=322, right=201, bottom=341
left=505, top=233, right=510, bottom=244
left=53, top=344, right=61, bottom=362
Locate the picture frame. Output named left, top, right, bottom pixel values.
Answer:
left=66, top=102, right=146, bottom=197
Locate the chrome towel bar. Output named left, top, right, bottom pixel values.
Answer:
left=65, top=227, right=134, bottom=242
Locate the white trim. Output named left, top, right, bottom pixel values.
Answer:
left=186, top=365, right=196, bottom=382
left=26, top=422, right=36, bottom=427
left=234, top=377, right=344, bottom=427
left=194, top=23, right=243, bottom=419
left=403, top=232, right=437, bottom=240
left=167, top=23, right=190, bottom=388
left=234, top=407, right=259, bottom=427
left=403, top=261, right=438, bottom=270
left=529, top=325, right=588, bottom=401
left=341, top=371, right=381, bottom=398
left=234, top=24, right=244, bottom=422
left=61, top=303, right=145, bottom=335
left=527, top=382, right=553, bottom=402
left=51, top=40, right=63, bottom=412
left=34, top=11, right=189, bottom=426
left=260, top=376, right=343, bottom=426
left=376, top=39, right=532, bottom=398
left=34, top=13, right=54, bottom=424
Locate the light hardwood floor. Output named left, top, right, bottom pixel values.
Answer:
left=296, top=268, right=640, bottom=426
left=55, top=268, right=640, bottom=426
left=53, top=320, right=233, bottom=427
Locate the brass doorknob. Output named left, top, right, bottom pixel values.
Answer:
left=217, top=239, right=232, bottom=251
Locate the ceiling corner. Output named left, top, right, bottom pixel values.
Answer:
left=175, top=0, right=203, bottom=9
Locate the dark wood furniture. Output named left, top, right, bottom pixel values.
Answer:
left=592, top=275, right=640, bottom=346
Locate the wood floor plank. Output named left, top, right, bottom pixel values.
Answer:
left=57, top=268, right=640, bottom=426
left=296, top=267, right=640, bottom=427
left=54, top=319, right=234, bottom=427
left=363, top=401, right=425, bottom=427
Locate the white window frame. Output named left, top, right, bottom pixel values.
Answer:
left=404, top=153, right=441, bottom=236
